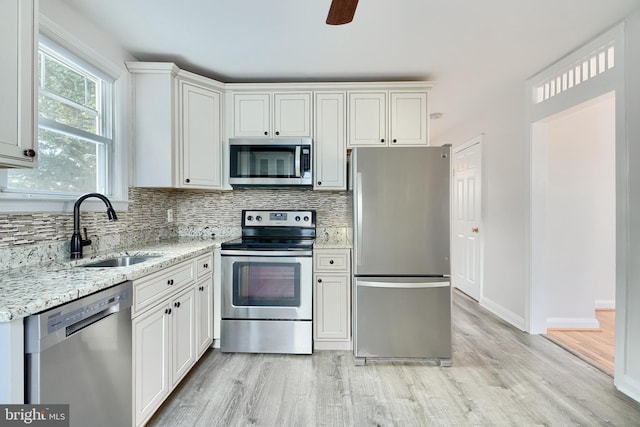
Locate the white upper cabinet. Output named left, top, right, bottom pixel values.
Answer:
left=348, top=91, right=429, bottom=147
left=314, top=92, right=346, bottom=190
left=232, top=92, right=312, bottom=138
left=180, top=80, right=222, bottom=188
left=127, top=62, right=225, bottom=190
left=0, top=0, right=37, bottom=168
left=348, top=92, right=387, bottom=146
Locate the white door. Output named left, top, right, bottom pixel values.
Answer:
left=452, top=137, right=483, bottom=301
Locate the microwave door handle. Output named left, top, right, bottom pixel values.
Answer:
left=295, top=146, right=301, bottom=177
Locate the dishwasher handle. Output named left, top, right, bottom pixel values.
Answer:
left=65, top=305, right=118, bottom=337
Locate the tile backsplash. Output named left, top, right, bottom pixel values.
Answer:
left=0, top=187, right=351, bottom=267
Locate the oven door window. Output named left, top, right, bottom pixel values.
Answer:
left=233, top=262, right=301, bottom=307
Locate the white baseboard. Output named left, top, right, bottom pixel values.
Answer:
left=595, top=299, right=616, bottom=309
left=480, top=296, right=526, bottom=331
left=615, top=374, right=640, bottom=404
left=546, top=317, right=600, bottom=330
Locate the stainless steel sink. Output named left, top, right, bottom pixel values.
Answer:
left=80, top=255, right=161, bottom=268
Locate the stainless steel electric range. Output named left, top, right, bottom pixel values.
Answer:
left=220, top=209, right=315, bottom=354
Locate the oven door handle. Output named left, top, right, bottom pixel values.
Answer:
left=221, top=249, right=313, bottom=257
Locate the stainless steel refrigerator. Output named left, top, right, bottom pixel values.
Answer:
left=352, top=146, right=452, bottom=366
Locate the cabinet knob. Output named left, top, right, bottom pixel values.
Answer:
left=317, top=181, right=322, bottom=186
left=380, top=139, right=385, bottom=143
left=199, top=286, right=204, bottom=291
left=275, top=131, right=280, bottom=136
left=317, top=278, right=322, bottom=283
left=167, top=279, right=174, bottom=285
left=165, top=308, right=172, bottom=315
left=329, top=260, right=334, bottom=264
left=264, top=131, right=268, bottom=136
left=392, top=139, right=397, bottom=143
left=203, top=263, right=208, bottom=268
left=174, top=301, right=181, bottom=308
left=23, top=149, right=36, bottom=158
left=185, top=178, right=191, bottom=183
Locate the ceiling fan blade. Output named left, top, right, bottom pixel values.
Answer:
left=326, top=0, right=359, bottom=25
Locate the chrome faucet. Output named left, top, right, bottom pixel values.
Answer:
left=70, top=193, right=118, bottom=259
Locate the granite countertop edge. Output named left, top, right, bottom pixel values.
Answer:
left=0, top=237, right=230, bottom=323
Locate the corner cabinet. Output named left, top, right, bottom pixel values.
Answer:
left=347, top=91, right=429, bottom=147
left=313, top=249, right=352, bottom=350
left=232, top=91, right=312, bottom=138
left=127, top=62, right=225, bottom=189
left=314, top=92, right=346, bottom=190
left=0, top=0, right=37, bottom=168
left=132, top=252, right=214, bottom=427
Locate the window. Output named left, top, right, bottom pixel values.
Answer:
left=5, top=36, right=114, bottom=196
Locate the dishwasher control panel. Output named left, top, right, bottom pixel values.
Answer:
left=47, top=287, right=130, bottom=334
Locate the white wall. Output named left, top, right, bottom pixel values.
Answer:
left=433, top=82, right=528, bottom=329
left=544, top=94, right=616, bottom=327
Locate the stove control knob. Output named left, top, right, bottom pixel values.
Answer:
left=247, top=216, right=254, bottom=221
left=303, top=216, right=309, bottom=222
left=256, top=215, right=262, bottom=222
left=295, top=216, right=301, bottom=221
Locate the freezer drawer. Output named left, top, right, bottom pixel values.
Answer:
left=353, top=277, right=451, bottom=364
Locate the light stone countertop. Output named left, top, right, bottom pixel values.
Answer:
left=0, top=238, right=228, bottom=323
left=314, top=227, right=352, bottom=249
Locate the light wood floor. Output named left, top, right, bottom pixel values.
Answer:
left=148, top=292, right=640, bottom=426
left=546, top=310, right=615, bottom=375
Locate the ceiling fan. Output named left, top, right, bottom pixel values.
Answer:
left=326, top=0, right=359, bottom=25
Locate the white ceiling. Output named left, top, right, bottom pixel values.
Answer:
left=60, top=0, right=640, bottom=141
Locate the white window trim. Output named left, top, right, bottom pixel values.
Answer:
left=0, top=15, right=130, bottom=213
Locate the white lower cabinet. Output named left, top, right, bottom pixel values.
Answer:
left=195, top=276, right=213, bottom=357
left=171, top=286, right=196, bottom=387
left=132, top=253, right=214, bottom=427
left=313, top=249, right=352, bottom=350
left=133, top=299, right=170, bottom=426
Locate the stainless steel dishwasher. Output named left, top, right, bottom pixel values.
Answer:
left=25, top=281, right=132, bottom=427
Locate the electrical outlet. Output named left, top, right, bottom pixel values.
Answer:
left=167, top=209, right=174, bottom=223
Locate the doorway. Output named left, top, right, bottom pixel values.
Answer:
left=532, top=92, right=616, bottom=374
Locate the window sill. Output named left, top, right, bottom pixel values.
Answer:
left=0, top=193, right=129, bottom=214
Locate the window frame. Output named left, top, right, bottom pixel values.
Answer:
left=0, top=16, right=129, bottom=213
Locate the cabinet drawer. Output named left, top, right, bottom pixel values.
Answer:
left=134, top=260, right=195, bottom=314
left=196, top=253, right=213, bottom=278
left=314, top=250, right=350, bottom=272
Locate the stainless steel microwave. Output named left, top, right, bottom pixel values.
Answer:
left=229, top=138, right=313, bottom=187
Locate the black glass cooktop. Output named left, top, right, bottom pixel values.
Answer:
left=221, top=237, right=314, bottom=250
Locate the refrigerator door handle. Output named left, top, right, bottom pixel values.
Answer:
left=356, top=171, right=363, bottom=267
left=357, top=279, right=449, bottom=289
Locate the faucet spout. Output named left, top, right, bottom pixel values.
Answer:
left=70, top=193, right=118, bottom=259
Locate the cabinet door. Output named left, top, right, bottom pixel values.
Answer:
left=134, top=304, right=170, bottom=427
left=180, top=82, right=222, bottom=188
left=195, top=277, right=213, bottom=357
left=233, top=93, right=271, bottom=137
left=348, top=92, right=387, bottom=147
left=390, top=92, right=428, bottom=146
left=0, top=0, right=36, bottom=168
left=314, top=274, right=351, bottom=341
left=172, top=287, right=196, bottom=386
left=314, top=92, right=346, bottom=190
left=273, top=92, right=312, bottom=137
